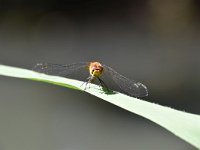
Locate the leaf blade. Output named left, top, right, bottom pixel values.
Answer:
left=0, top=64, right=200, bottom=149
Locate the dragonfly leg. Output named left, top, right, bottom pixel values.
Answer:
left=81, top=76, right=94, bottom=90
left=97, top=77, right=109, bottom=91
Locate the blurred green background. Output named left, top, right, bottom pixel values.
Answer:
left=0, top=0, right=199, bottom=149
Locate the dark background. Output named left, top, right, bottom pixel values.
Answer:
left=0, top=0, right=199, bottom=149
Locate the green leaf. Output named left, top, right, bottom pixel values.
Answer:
left=0, top=64, right=200, bottom=149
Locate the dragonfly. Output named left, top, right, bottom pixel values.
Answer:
left=33, top=62, right=148, bottom=97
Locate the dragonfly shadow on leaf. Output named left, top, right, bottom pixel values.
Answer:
left=100, top=87, right=117, bottom=95
left=83, top=83, right=117, bottom=96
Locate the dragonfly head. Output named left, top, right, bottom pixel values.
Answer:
left=89, top=62, right=103, bottom=77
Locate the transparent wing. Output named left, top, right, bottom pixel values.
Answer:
left=102, top=65, right=148, bottom=97
left=33, top=62, right=89, bottom=77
